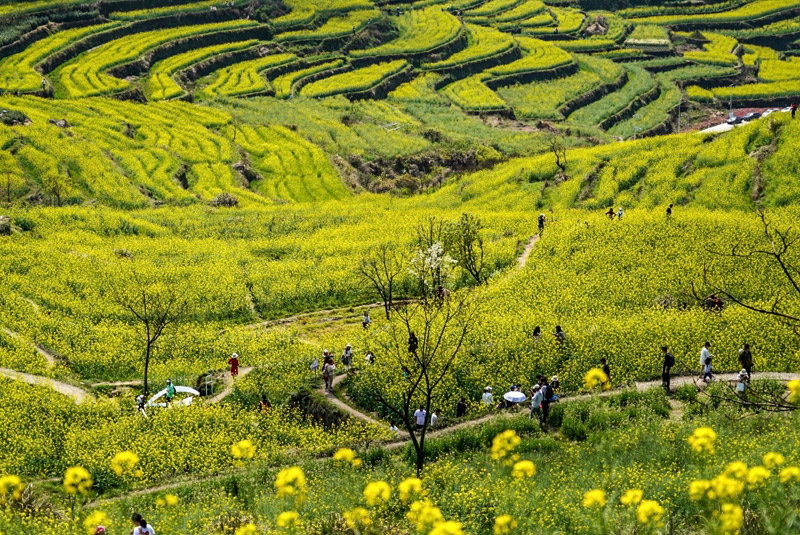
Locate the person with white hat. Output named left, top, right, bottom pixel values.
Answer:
left=482, top=386, right=493, bottom=405
left=228, top=353, right=239, bottom=378
left=342, top=343, right=353, bottom=371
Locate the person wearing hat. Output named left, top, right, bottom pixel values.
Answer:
left=482, top=386, right=493, bottom=405
left=228, top=352, right=240, bottom=378
left=538, top=213, right=545, bottom=234
left=550, top=375, right=560, bottom=392
left=165, top=379, right=175, bottom=406
left=342, top=344, right=353, bottom=371
left=736, top=369, right=748, bottom=397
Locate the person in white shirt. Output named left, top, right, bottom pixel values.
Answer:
left=414, top=406, right=427, bottom=431
left=132, top=513, right=155, bottom=535
left=389, top=421, right=399, bottom=438
left=529, top=385, right=544, bottom=423
left=700, top=341, right=712, bottom=379
left=430, top=410, right=439, bottom=427
left=482, top=387, right=493, bottom=405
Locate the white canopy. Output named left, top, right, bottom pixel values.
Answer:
left=147, top=385, right=200, bottom=408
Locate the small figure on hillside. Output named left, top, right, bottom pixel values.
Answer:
left=41, top=79, right=46, bottom=91
left=738, top=343, right=753, bottom=380
left=228, top=353, right=240, bottom=378
left=704, top=293, right=724, bottom=311
left=260, top=394, right=271, bottom=413
left=605, top=207, right=615, bottom=220
left=365, top=350, right=375, bottom=366
left=662, top=345, right=675, bottom=392
left=554, top=325, right=566, bottom=344
left=617, top=207, right=625, bottom=220
left=538, top=376, right=552, bottom=424
left=408, top=331, right=419, bottom=354
left=456, top=397, right=467, bottom=418
left=666, top=203, right=673, bottom=219
left=131, top=513, right=155, bottom=535
left=601, top=358, right=611, bottom=386
left=529, top=384, right=543, bottom=423
left=402, top=364, right=411, bottom=381
left=482, top=386, right=493, bottom=405
left=390, top=421, right=400, bottom=438
left=430, top=409, right=439, bottom=427
left=136, top=394, right=147, bottom=418
left=792, top=103, right=797, bottom=119
left=702, top=356, right=715, bottom=383
left=699, top=341, right=713, bottom=379
left=538, top=213, right=546, bottom=234
left=532, top=325, right=541, bottom=342
left=322, top=359, right=336, bottom=393
left=165, top=379, right=176, bottom=406
left=342, top=343, right=353, bottom=371
left=414, top=405, right=427, bottom=431
left=311, top=357, right=319, bottom=374
left=363, top=310, right=371, bottom=329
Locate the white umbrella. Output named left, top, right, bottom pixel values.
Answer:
left=147, top=386, right=200, bottom=408
left=503, top=391, right=527, bottom=403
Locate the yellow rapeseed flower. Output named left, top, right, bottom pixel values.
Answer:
left=582, top=489, right=606, bottom=508
left=717, top=503, right=743, bottom=535
left=493, top=514, right=517, bottom=535
left=363, top=480, right=391, bottom=506
left=274, top=467, right=307, bottom=503
left=511, top=460, right=535, bottom=479
left=64, top=466, right=92, bottom=495
left=584, top=368, right=610, bottom=390
left=398, top=477, right=424, bottom=503
left=709, top=475, right=744, bottom=500
left=779, top=466, right=800, bottom=484
left=724, top=461, right=748, bottom=479
left=746, top=466, right=770, bottom=488
left=689, top=480, right=711, bottom=501
left=762, top=452, right=785, bottom=469
left=407, top=500, right=444, bottom=532
left=235, top=522, right=258, bottom=535
left=343, top=507, right=371, bottom=530
left=620, top=489, right=643, bottom=506
left=491, top=430, right=521, bottom=463
left=232, top=439, right=256, bottom=460
left=687, top=427, right=717, bottom=454
left=429, top=520, right=464, bottom=535
left=276, top=511, right=301, bottom=528
left=0, top=475, right=24, bottom=503
left=83, top=510, right=111, bottom=535
left=636, top=499, right=664, bottom=527
left=787, top=379, right=800, bottom=403
left=110, top=451, right=140, bottom=477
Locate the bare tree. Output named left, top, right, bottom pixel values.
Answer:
left=40, top=170, right=69, bottom=207
left=446, top=213, right=486, bottom=285
left=3, top=173, right=23, bottom=204
left=697, top=211, right=800, bottom=334
left=548, top=136, right=567, bottom=176
left=359, top=244, right=405, bottom=319
left=691, top=378, right=798, bottom=416
left=112, top=262, right=191, bottom=396
left=372, top=295, right=475, bottom=476
left=414, top=217, right=448, bottom=297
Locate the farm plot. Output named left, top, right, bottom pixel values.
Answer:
left=421, top=24, right=516, bottom=71
left=485, top=37, right=573, bottom=77
left=682, top=32, right=739, bottom=66
left=272, top=59, right=347, bottom=98
left=628, top=0, right=800, bottom=26
left=567, top=65, right=656, bottom=127
left=523, top=7, right=585, bottom=35
left=109, top=0, right=248, bottom=20
left=276, top=9, right=382, bottom=43
left=442, top=74, right=509, bottom=112
left=300, top=60, right=409, bottom=98
left=608, top=76, right=682, bottom=139
left=200, top=53, right=298, bottom=98
left=624, top=24, right=672, bottom=50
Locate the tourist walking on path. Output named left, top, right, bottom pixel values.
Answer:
left=702, top=356, right=715, bottom=383
left=456, top=398, right=467, bottom=418
left=228, top=353, right=239, bottom=378
left=539, top=376, right=552, bottom=424
left=666, top=203, right=673, bottom=219
left=363, top=311, right=371, bottom=329
left=311, top=357, right=319, bottom=374
left=699, top=341, right=712, bottom=379
left=131, top=513, right=155, bottom=535
left=342, top=344, right=353, bottom=371
left=322, top=359, right=336, bottom=393
left=738, top=343, right=753, bottom=379
left=538, top=213, right=546, bottom=235
left=529, top=385, right=543, bottom=423
left=661, top=345, right=674, bottom=392
left=414, top=405, right=427, bottom=431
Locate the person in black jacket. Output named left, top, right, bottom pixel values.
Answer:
left=661, top=346, right=675, bottom=392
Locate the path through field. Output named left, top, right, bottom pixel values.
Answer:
left=517, top=234, right=540, bottom=269
left=0, top=367, right=90, bottom=403
left=206, top=367, right=254, bottom=404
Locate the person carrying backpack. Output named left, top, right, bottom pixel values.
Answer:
left=738, top=343, right=753, bottom=379
left=165, top=379, right=176, bottom=406
left=538, top=213, right=545, bottom=234
left=661, top=345, right=674, bottom=392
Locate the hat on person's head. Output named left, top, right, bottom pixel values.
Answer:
left=740, top=368, right=748, bottom=376
left=551, top=375, right=558, bottom=382
left=533, top=385, right=541, bottom=391
left=166, top=379, right=171, bottom=384
left=232, top=352, right=238, bottom=358
left=346, top=343, right=351, bottom=348
left=94, top=527, right=106, bottom=535
left=485, top=386, right=492, bottom=391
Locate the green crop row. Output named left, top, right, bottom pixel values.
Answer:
left=300, top=59, right=409, bottom=98
left=147, top=40, right=258, bottom=101
left=759, top=57, right=800, bottom=82
left=688, top=78, right=800, bottom=102
left=682, top=32, right=739, bottom=66
left=568, top=64, right=655, bottom=127
left=388, top=72, right=444, bottom=102
left=442, top=74, right=509, bottom=111
left=498, top=11, right=553, bottom=31
left=555, top=38, right=616, bottom=52
left=608, top=77, right=681, bottom=139
left=0, top=22, right=121, bottom=93
left=465, top=0, right=544, bottom=24
left=275, top=9, right=381, bottom=43
left=721, top=16, right=800, bottom=39
left=463, top=0, right=524, bottom=18
left=624, top=23, right=671, bottom=47
left=631, top=0, right=800, bottom=26
left=272, top=59, right=346, bottom=98
left=524, top=7, right=585, bottom=35
left=486, top=36, right=572, bottom=75
left=350, top=7, right=463, bottom=58
left=200, top=53, right=298, bottom=98
left=53, top=19, right=259, bottom=98
left=422, top=24, right=515, bottom=70
left=109, top=0, right=248, bottom=21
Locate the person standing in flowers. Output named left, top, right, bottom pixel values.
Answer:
left=322, top=357, right=336, bottom=393
left=661, top=345, right=674, bottom=392
left=456, top=397, right=467, bottom=418
left=617, top=207, right=625, bottom=220
left=601, top=358, right=611, bottom=386
left=529, top=384, right=543, bottom=424
left=165, top=379, right=175, bottom=406
left=666, top=203, right=673, bottom=219
left=738, top=343, right=753, bottom=380
left=605, top=207, right=615, bottom=219
left=131, top=513, right=155, bottom=535
left=228, top=353, right=239, bottom=378
left=362, top=310, right=371, bottom=329
left=342, top=344, right=353, bottom=371
left=554, top=325, right=565, bottom=344
left=414, top=405, right=427, bottom=431
left=538, top=376, right=552, bottom=424
left=538, top=213, right=546, bottom=235
left=310, top=356, right=319, bottom=375
left=482, top=386, right=493, bottom=405
left=260, top=394, right=271, bottom=413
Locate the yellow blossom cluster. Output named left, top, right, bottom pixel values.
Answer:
left=490, top=430, right=521, bottom=464
left=688, top=427, right=717, bottom=454
left=333, top=447, right=362, bottom=468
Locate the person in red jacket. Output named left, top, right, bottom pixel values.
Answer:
left=228, top=353, right=240, bottom=378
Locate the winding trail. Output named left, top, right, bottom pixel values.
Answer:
left=0, top=367, right=90, bottom=403
left=206, top=366, right=254, bottom=404
left=517, top=234, right=540, bottom=269
left=1, top=327, right=58, bottom=367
